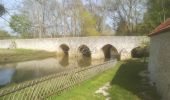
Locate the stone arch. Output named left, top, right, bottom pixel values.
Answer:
left=60, top=44, right=70, bottom=56
left=102, top=44, right=119, bottom=60
left=131, top=46, right=149, bottom=58
left=78, top=45, right=91, bottom=57
left=131, top=47, right=141, bottom=58
left=78, top=45, right=91, bottom=67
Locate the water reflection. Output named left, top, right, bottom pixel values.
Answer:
left=78, top=57, right=91, bottom=67
left=0, top=68, right=15, bottom=87
left=0, top=57, right=104, bottom=88
left=59, top=55, right=69, bottom=67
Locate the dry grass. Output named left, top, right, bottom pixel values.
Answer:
left=0, top=49, right=56, bottom=63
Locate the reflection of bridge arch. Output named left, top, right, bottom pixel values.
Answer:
left=78, top=45, right=91, bottom=57
left=60, top=44, right=69, bottom=56
left=102, top=44, right=119, bottom=60
left=59, top=55, right=69, bottom=67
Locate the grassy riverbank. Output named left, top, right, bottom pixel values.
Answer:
left=0, top=49, right=56, bottom=63
left=51, top=59, right=160, bottom=100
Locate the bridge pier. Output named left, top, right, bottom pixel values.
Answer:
left=120, top=52, right=131, bottom=60
left=91, top=50, right=105, bottom=60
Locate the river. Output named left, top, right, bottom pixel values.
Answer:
left=0, top=56, right=110, bottom=88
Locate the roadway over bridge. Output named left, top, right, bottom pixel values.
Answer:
left=0, top=36, right=149, bottom=60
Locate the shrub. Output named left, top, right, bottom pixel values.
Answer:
left=131, top=46, right=149, bottom=58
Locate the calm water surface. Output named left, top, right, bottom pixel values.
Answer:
left=0, top=56, right=107, bottom=88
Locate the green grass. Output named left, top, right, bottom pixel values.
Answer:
left=50, top=59, right=160, bottom=100
left=0, top=49, right=56, bottom=63
left=109, top=59, right=160, bottom=100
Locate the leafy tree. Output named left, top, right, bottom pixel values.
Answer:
left=10, top=14, right=31, bottom=38
left=141, top=0, right=170, bottom=34
left=131, top=41, right=149, bottom=62
left=0, top=4, right=6, bottom=17
left=80, top=10, right=100, bottom=36
left=131, top=46, right=149, bottom=58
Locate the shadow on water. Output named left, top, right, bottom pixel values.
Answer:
left=59, top=55, right=69, bottom=67
left=110, top=59, right=160, bottom=100
left=12, top=70, right=41, bottom=83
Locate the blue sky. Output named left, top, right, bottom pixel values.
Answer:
left=0, top=0, right=21, bottom=34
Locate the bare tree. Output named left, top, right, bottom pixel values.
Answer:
left=17, top=0, right=146, bottom=37
left=0, top=4, right=5, bottom=16
left=102, top=0, right=146, bottom=35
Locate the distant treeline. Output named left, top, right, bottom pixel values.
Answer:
left=0, top=0, right=170, bottom=38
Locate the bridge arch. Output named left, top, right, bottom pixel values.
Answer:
left=59, top=44, right=69, bottom=56
left=78, top=45, right=91, bottom=57
left=131, top=46, right=149, bottom=58
left=78, top=45, right=91, bottom=67
left=101, top=44, right=119, bottom=60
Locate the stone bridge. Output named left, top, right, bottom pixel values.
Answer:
left=0, top=36, right=149, bottom=60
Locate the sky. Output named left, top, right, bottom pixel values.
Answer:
left=0, top=0, right=113, bottom=36
left=0, top=0, right=21, bottom=35
left=0, top=0, right=104, bottom=35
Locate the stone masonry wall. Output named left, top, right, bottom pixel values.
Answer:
left=0, top=36, right=149, bottom=60
left=148, top=32, right=170, bottom=100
